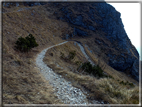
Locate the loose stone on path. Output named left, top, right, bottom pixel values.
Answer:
left=36, top=41, right=99, bottom=104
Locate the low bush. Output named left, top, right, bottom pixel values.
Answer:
left=107, top=75, right=114, bottom=79
left=68, top=51, right=76, bottom=60
left=93, top=65, right=104, bottom=77
left=119, top=81, right=134, bottom=87
left=75, top=61, right=82, bottom=66
left=80, top=62, right=105, bottom=78
left=49, top=53, right=53, bottom=56
left=60, top=51, right=76, bottom=61
left=15, top=34, right=38, bottom=52
left=60, top=52, right=65, bottom=59
left=128, top=82, right=135, bottom=87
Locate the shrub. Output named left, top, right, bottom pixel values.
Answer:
left=68, top=51, right=76, bottom=60
left=60, top=52, right=65, bottom=59
left=60, top=51, right=76, bottom=61
left=80, top=62, right=104, bottom=78
left=128, top=83, right=135, bottom=87
left=81, top=62, right=93, bottom=74
left=15, top=34, right=38, bottom=52
left=107, top=75, right=114, bottom=79
left=120, top=81, right=125, bottom=85
left=49, top=53, right=53, bottom=56
left=25, top=34, right=38, bottom=48
left=119, top=81, right=134, bottom=87
left=93, top=65, right=104, bottom=77
left=75, top=61, right=82, bottom=66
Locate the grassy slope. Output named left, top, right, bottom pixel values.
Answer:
left=2, top=5, right=72, bottom=104
left=2, top=4, right=139, bottom=104
left=43, top=41, right=139, bottom=104
left=45, top=3, right=139, bottom=84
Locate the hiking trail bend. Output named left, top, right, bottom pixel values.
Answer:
left=36, top=41, right=99, bottom=104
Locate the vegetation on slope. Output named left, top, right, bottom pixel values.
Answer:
left=80, top=62, right=105, bottom=78
left=15, top=34, right=38, bottom=52
left=2, top=4, right=71, bottom=104
left=43, top=41, right=139, bottom=104
left=2, top=3, right=139, bottom=104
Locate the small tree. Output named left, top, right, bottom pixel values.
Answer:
left=15, top=34, right=38, bottom=52
left=25, top=34, right=38, bottom=49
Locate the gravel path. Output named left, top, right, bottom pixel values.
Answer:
left=36, top=41, right=98, bottom=104
left=76, top=42, right=95, bottom=66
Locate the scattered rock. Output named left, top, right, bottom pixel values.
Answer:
left=36, top=41, right=99, bottom=104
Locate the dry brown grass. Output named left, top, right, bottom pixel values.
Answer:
left=2, top=5, right=72, bottom=104
left=43, top=41, right=88, bottom=74
left=2, top=4, right=139, bottom=104
left=3, top=41, right=64, bottom=104
left=94, top=78, right=139, bottom=104
left=43, top=41, right=139, bottom=104
left=83, top=42, right=139, bottom=86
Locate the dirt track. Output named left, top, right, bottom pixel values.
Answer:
left=36, top=41, right=99, bottom=104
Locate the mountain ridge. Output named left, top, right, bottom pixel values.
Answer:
left=2, top=1, right=139, bottom=104
left=42, top=2, right=139, bottom=81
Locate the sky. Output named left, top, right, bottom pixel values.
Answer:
left=105, top=2, right=141, bottom=59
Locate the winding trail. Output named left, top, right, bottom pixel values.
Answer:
left=75, top=42, right=95, bottom=66
left=36, top=41, right=98, bottom=104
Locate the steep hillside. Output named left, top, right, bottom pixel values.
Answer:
left=2, top=3, right=71, bottom=104
left=43, top=41, right=139, bottom=104
left=2, top=2, right=139, bottom=104
left=43, top=2, right=139, bottom=81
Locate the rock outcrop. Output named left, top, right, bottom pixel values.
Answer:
left=47, top=2, right=139, bottom=81
left=2, top=2, right=45, bottom=7
left=2, top=2, right=139, bottom=81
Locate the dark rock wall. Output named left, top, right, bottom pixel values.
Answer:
left=2, top=2, right=139, bottom=81
left=2, top=2, right=46, bottom=8
left=94, top=3, right=139, bottom=81
left=49, top=2, right=139, bottom=81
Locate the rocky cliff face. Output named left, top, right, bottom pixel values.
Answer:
left=94, top=3, right=139, bottom=81
left=2, top=2, right=139, bottom=81
left=45, top=2, right=139, bottom=81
